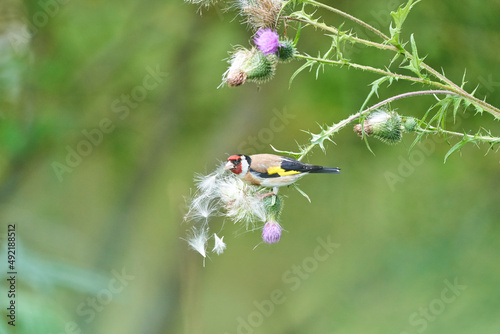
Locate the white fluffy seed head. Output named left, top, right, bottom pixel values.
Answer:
left=186, top=195, right=218, bottom=222
left=216, top=175, right=266, bottom=224
left=368, top=110, right=392, bottom=124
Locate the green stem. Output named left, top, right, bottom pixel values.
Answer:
left=304, top=0, right=390, bottom=41
left=298, top=90, right=458, bottom=160
left=296, top=54, right=435, bottom=85
left=283, top=16, right=397, bottom=51
left=417, top=127, right=500, bottom=143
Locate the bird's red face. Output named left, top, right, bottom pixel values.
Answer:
left=225, top=155, right=244, bottom=175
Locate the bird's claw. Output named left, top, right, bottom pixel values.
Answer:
left=258, top=192, right=276, bottom=199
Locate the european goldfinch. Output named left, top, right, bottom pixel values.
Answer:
left=224, top=154, right=340, bottom=196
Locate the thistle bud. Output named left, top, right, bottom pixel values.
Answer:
left=402, top=117, right=418, bottom=132
left=354, top=110, right=403, bottom=144
left=262, top=220, right=282, bottom=244
left=223, top=48, right=276, bottom=87
left=277, top=40, right=296, bottom=62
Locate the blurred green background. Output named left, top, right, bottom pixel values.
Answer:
left=1, top=0, right=499, bottom=333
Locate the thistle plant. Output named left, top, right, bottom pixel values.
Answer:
left=183, top=0, right=500, bottom=259
left=185, top=0, right=500, bottom=161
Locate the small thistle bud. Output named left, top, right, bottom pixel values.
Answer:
left=354, top=110, right=403, bottom=144
left=277, top=40, right=296, bottom=62
left=262, top=220, right=282, bottom=244
left=222, top=48, right=276, bottom=87
left=402, top=117, right=418, bottom=132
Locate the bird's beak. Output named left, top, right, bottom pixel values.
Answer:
left=224, top=161, right=233, bottom=170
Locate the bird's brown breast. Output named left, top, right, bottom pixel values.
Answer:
left=242, top=171, right=263, bottom=186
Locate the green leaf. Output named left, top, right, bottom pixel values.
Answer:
left=289, top=59, right=314, bottom=87
left=293, top=22, right=302, bottom=46
left=270, top=145, right=301, bottom=158
left=291, top=183, right=311, bottom=203
left=473, top=102, right=484, bottom=115
left=303, top=124, right=334, bottom=153
left=444, top=137, right=468, bottom=163
left=401, top=34, right=426, bottom=77
left=408, top=131, right=426, bottom=153
left=360, top=76, right=393, bottom=111
left=452, top=96, right=462, bottom=122
left=389, top=0, right=421, bottom=45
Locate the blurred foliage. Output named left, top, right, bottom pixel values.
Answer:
left=0, top=0, right=499, bottom=333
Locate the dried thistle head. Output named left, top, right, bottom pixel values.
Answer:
left=238, top=0, right=284, bottom=30
left=184, top=0, right=222, bottom=10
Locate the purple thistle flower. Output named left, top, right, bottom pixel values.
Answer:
left=254, top=28, right=280, bottom=55
left=262, top=220, right=282, bottom=244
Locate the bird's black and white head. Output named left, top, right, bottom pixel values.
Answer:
left=224, top=154, right=251, bottom=177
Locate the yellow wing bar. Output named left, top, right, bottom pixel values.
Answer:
left=267, top=166, right=301, bottom=176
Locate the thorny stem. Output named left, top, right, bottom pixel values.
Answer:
left=304, top=0, right=390, bottom=41
left=296, top=54, right=440, bottom=86
left=290, top=1, right=500, bottom=119
left=282, top=16, right=397, bottom=51
left=418, top=127, right=500, bottom=143
left=297, top=90, right=459, bottom=161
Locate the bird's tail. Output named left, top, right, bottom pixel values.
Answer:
left=309, top=167, right=341, bottom=174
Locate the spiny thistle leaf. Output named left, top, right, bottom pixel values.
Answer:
left=360, top=76, right=394, bottom=110
left=452, top=96, right=464, bottom=122
left=389, top=0, right=421, bottom=46
left=289, top=59, right=314, bottom=87
left=292, top=184, right=311, bottom=203
left=270, top=145, right=301, bottom=158
left=293, top=21, right=302, bottom=45
left=409, top=130, right=426, bottom=153
left=401, top=34, right=426, bottom=78
left=303, top=125, right=334, bottom=152
left=444, top=137, right=469, bottom=163
left=474, top=102, right=485, bottom=115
